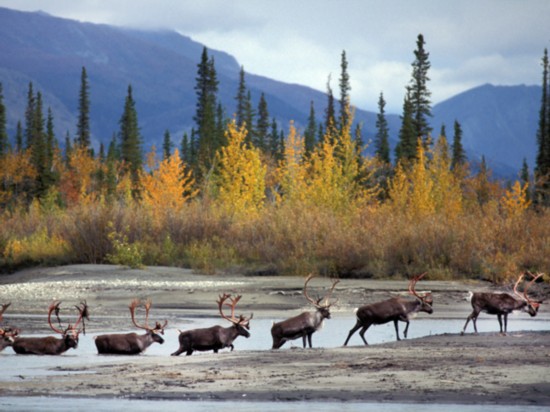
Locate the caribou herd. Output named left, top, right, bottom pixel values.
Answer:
left=0, top=272, right=544, bottom=356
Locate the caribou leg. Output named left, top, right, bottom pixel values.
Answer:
left=306, top=333, right=313, bottom=348
left=343, top=321, right=363, bottom=346
left=358, top=325, right=370, bottom=345
left=393, top=319, right=403, bottom=340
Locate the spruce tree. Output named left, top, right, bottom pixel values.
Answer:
left=118, top=84, right=142, bottom=190
left=535, top=48, right=550, bottom=205
left=30, top=92, right=47, bottom=198
left=0, top=83, right=8, bottom=156
left=395, top=92, right=416, bottom=163
left=451, top=120, right=466, bottom=170
left=408, top=34, right=432, bottom=146
left=339, top=50, right=351, bottom=131
left=269, top=118, right=281, bottom=159
left=256, top=93, right=269, bottom=152
left=24, top=82, right=35, bottom=149
left=76, top=66, right=91, bottom=150
left=374, top=92, right=390, bottom=163
left=181, top=132, right=190, bottom=164
left=15, top=121, right=23, bottom=152
left=324, top=75, right=336, bottom=138
left=235, top=66, right=247, bottom=129
left=162, top=130, right=172, bottom=160
left=304, top=101, right=317, bottom=156
left=244, top=90, right=256, bottom=145
left=194, top=48, right=219, bottom=174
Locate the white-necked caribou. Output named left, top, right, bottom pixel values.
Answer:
left=94, top=299, right=168, bottom=355
left=12, top=300, right=88, bottom=355
left=461, top=272, right=543, bottom=335
left=343, top=273, right=433, bottom=346
left=171, top=293, right=253, bottom=356
left=271, top=274, right=339, bottom=349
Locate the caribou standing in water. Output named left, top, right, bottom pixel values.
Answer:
left=171, top=293, right=253, bottom=356
left=12, top=301, right=89, bottom=355
left=95, top=299, right=168, bottom=355
left=461, top=272, right=543, bottom=335
left=343, top=273, right=433, bottom=346
left=271, top=274, right=339, bottom=349
left=0, top=302, right=19, bottom=352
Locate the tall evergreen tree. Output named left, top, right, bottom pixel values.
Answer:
left=76, top=66, right=91, bottom=150
left=118, top=84, right=142, bottom=189
left=408, top=34, right=432, bottom=146
left=0, top=83, right=8, bottom=156
left=15, top=121, right=23, bottom=152
left=374, top=92, right=390, bottom=163
left=304, top=101, right=317, bottom=156
left=244, top=90, right=256, bottom=145
left=395, top=92, right=416, bottom=162
left=256, top=93, right=269, bottom=152
left=162, top=129, right=172, bottom=160
left=339, top=50, right=351, bottom=130
left=180, top=132, right=190, bottom=164
left=194, top=48, right=219, bottom=174
left=235, top=66, right=247, bottom=129
left=324, top=75, right=336, bottom=138
left=520, top=158, right=532, bottom=204
left=269, top=118, right=281, bottom=159
left=535, top=48, right=550, bottom=205
left=30, top=92, right=48, bottom=198
left=24, top=82, right=35, bottom=149
left=439, top=124, right=446, bottom=138
left=451, top=119, right=466, bottom=170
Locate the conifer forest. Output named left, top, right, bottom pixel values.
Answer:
left=1, top=39, right=550, bottom=283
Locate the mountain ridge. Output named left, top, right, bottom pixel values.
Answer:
left=0, top=7, right=541, bottom=179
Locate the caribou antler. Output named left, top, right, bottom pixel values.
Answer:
left=408, top=272, right=432, bottom=304
left=129, top=299, right=167, bottom=333
left=47, top=301, right=65, bottom=335
left=0, top=302, right=11, bottom=322
left=518, top=272, right=544, bottom=309
left=303, top=274, right=340, bottom=309
left=217, top=293, right=252, bottom=328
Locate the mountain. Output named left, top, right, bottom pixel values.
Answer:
left=0, top=7, right=541, bottom=179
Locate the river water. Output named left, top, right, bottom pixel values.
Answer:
left=1, top=314, right=549, bottom=411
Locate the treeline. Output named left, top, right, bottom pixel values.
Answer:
left=0, top=36, right=549, bottom=282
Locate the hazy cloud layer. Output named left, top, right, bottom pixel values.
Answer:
left=1, top=0, right=548, bottom=112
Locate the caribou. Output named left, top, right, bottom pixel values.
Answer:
left=94, top=299, right=168, bottom=355
left=171, top=293, right=253, bottom=356
left=343, top=273, right=433, bottom=346
left=461, top=272, right=543, bottom=335
left=271, top=274, right=339, bottom=349
left=0, top=302, right=19, bottom=352
left=12, top=300, right=88, bottom=355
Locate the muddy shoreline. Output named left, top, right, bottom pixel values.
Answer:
left=1, top=265, right=549, bottom=405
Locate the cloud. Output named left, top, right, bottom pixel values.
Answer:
left=1, top=0, right=548, bottom=114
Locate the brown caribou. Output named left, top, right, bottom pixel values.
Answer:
left=94, top=299, right=168, bottom=355
left=12, top=301, right=88, bottom=355
left=271, top=274, right=339, bottom=349
left=461, top=272, right=543, bottom=335
left=171, top=293, right=253, bottom=356
left=0, top=302, right=19, bottom=351
left=343, top=273, right=433, bottom=346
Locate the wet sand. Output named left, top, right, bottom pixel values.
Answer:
left=1, top=265, right=549, bottom=405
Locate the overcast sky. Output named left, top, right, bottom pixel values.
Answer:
left=1, top=0, right=549, bottom=113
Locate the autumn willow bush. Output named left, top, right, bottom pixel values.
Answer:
left=1, top=120, right=549, bottom=282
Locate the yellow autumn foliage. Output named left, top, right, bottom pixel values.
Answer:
left=141, top=148, right=198, bottom=213
left=500, top=180, right=530, bottom=219
left=276, top=122, right=308, bottom=204
left=214, top=121, right=266, bottom=218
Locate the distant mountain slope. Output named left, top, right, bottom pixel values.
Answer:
left=0, top=7, right=541, bottom=178
left=432, top=84, right=540, bottom=177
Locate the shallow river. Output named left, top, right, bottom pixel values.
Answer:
left=2, top=314, right=549, bottom=411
